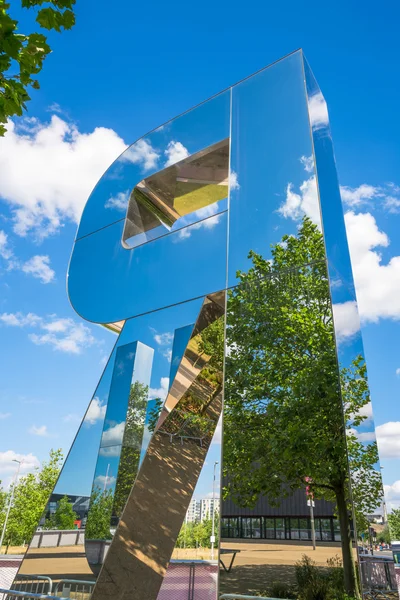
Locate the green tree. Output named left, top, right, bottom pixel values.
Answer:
left=112, top=382, right=148, bottom=518
left=388, top=509, right=400, bottom=541
left=0, top=1, right=76, bottom=136
left=377, top=526, right=391, bottom=544
left=5, top=448, right=63, bottom=545
left=85, top=488, right=113, bottom=540
left=223, top=217, right=382, bottom=598
left=53, top=495, right=77, bottom=529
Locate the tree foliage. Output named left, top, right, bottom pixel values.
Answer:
left=2, top=448, right=63, bottom=545
left=85, top=488, right=113, bottom=540
left=112, top=381, right=148, bottom=518
left=388, top=509, right=400, bottom=541
left=222, top=217, right=383, bottom=598
left=176, top=514, right=219, bottom=549
left=44, top=494, right=77, bottom=530
left=0, top=0, right=76, bottom=135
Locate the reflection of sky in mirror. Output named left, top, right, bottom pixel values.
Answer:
left=69, top=208, right=228, bottom=324
left=228, top=51, right=315, bottom=285
left=304, top=59, right=389, bottom=517
left=101, top=341, right=153, bottom=442
left=55, top=298, right=203, bottom=497
left=76, top=91, right=230, bottom=240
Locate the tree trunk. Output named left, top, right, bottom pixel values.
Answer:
left=335, top=484, right=360, bottom=599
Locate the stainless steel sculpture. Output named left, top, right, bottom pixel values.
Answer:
left=9, top=50, right=398, bottom=600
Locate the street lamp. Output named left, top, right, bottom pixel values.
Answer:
left=0, top=459, right=22, bottom=552
left=211, top=461, right=219, bottom=560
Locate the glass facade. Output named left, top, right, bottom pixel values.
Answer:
left=8, top=50, right=397, bottom=600
left=221, top=517, right=343, bottom=542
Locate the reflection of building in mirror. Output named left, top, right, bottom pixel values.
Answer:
left=123, top=139, right=229, bottom=248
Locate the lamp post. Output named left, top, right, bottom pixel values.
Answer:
left=0, top=459, right=22, bottom=553
left=211, top=461, right=219, bottom=560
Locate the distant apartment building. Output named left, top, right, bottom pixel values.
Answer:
left=184, top=498, right=220, bottom=523
left=200, top=498, right=220, bottom=521
left=185, top=498, right=201, bottom=523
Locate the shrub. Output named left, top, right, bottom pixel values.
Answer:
left=295, top=554, right=348, bottom=600
left=268, top=581, right=296, bottom=599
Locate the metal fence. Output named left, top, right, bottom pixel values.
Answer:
left=52, top=580, right=95, bottom=599
left=0, top=576, right=95, bottom=600
left=360, top=557, right=398, bottom=593
left=0, top=590, right=66, bottom=600
left=5, top=576, right=52, bottom=597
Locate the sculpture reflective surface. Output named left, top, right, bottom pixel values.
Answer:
left=10, top=50, right=399, bottom=600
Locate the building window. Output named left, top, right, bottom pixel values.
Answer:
left=265, top=518, right=275, bottom=539
left=275, top=518, right=285, bottom=539
left=242, top=518, right=251, bottom=538
left=221, top=516, right=336, bottom=542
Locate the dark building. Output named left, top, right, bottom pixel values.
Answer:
left=221, top=487, right=342, bottom=542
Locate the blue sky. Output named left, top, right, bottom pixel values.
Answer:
left=0, top=0, right=399, bottom=513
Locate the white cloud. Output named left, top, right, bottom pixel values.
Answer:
left=0, top=311, right=98, bottom=353
left=84, top=397, right=106, bottom=425
left=163, top=349, right=172, bottom=362
left=332, top=300, right=361, bottom=342
left=279, top=176, right=321, bottom=226
left=101, top=421, right=125, bottom=446
left=0, top=413, right=11, bottom=419
left=0, top=450, right=40, bottom=489
left=149, top=377, right=169, bottom=400
left=340, top=182, right=400, bottom=213
left=164, top=141, right=190, bottom=167
left=153, top=331, right=173, bottom=346
left=345, top=211, right=400, bottom=323
left=105, top=190, right=129, bottom=212
left=29, top=424, right=49, bottom=436
left=0, top=230, right=13, bottom=261
left=0, top=312, right=41, bottom=327
left=177, top=204, right=222, bottom=240
left=94, top=474, right=116, bottom=488
left=29, top=320, right=96, bottom=354
left=375, top=422, right=400, bottom=459
left=349, top=427, right=376, bottom=443
left=300, top=155, right=314, bottom=173
left=229, top=171, right=240, bottom=190
left=396, top=368, right=400, bottom=376
left=384, top=480, right=400, bottom=512
left=99, top=446, right=121, bottom=457
left=124, top=138, right=159, bottom=171
left=384, top=195, right=400, bottom=213
left=0, top=230, right=55, bottom=283
left=359, top=402, right=373, bottom=421
left=340, top=184, right=379, bottom=207
left=22, top=255, right=55, bottom=284
left=0, top=115, right=127, bottom=238
left=308, top=92, right=329, bottom=131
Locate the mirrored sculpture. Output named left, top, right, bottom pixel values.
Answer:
left=9, top=50, right=398, bottom=600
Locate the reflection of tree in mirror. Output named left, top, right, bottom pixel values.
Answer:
left=148, top=314, right=224, bottom=442
left=223, top=217, right=382, bottom=599
left=44, top=495, right=77, bottom=530
left=160, top=317, right=224, bottom=440
left=85, top=488, right=113, bottom=540
left=112, top=381, right=148, bottom=518
left=388, top=509, right=400, bottom=541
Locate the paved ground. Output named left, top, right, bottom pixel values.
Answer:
left=18, top=545, right=93, bottom=581
left=219, top=540, right=353, bottom=597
